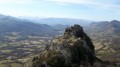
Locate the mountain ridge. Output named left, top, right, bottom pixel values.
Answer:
left=85, top=20, right=120, bottom=36
left=19, top=17, right=92, bottom=26
left=0, top=14, right=58, bottom=36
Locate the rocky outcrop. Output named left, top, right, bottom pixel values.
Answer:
left=25, top=24, right=96, bottom=67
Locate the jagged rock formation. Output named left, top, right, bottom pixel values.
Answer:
left=25, top=24, right=96, bottom=67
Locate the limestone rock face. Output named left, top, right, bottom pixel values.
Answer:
left=25, top=24, right=95, bottom=67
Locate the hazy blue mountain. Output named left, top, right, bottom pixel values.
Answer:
left=20, top=17, right=92, bottom=26
left=84, top=20, right=120, bottom=53
left=0, top=14, right=57, bottom=36
left=52, top=24, right=69, bottom=30
left=85, top=20, right=120, bottom=36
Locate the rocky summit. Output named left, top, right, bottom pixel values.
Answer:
left=25, top=24, right=96, bottom=67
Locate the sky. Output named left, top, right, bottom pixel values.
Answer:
left=0, top=0, right=120, bottom=21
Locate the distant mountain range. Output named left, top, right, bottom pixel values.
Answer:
left=1, top=14, right=120, bottom=36
left=85, top=20, right=120, bottom=36
left=0, top=14, right=57, bottom=36
left=0, top=14, right=93, bottom=37
left=19, top=17, right=92, bottom=26
left=84, top=20, right=120, bottom=53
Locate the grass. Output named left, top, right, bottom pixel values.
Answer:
left=0, top=63, right=23, bottom=67
left=0, top=60, right=14, bottom=64
left=0, top=60, right=23, bottom=67
left=5, top=36, right=20, bottom=40
left=0, top=44, right=8, bottom=48
left=0, top=64, right=8, bottom=67
left=17, top=48, right=34, bottom=51
left=93, top=42, right=103, bottom=50
left=8, top=43, right=20, bottom=47
left=0, top=50, right=13, bottom=53
left=11, top=63, right=22, bottom=67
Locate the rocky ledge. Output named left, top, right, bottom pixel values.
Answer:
left=25, top=24, right=99, bottom=67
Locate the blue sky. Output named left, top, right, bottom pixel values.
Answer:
left=0, top=0, right=120, bottom=21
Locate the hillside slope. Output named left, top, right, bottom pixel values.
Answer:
left=85, top=20, right=120, bottom=36
left=0, top=14, right=57, bottom=36
left=84, top=20, right=120, bottom=62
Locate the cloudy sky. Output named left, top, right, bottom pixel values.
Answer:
left=0, top=0, right=120, bottom=20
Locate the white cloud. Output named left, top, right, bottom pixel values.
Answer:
left=1, top=0, right=120, bottom=8
left=47, top=0, right=120, bottom=9
left=47, top=0, right=100, bottom=5
left=0, top=0, right=33, bottom=4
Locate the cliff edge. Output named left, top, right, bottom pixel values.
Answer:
left=25, top=24, right=96, bottom=67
